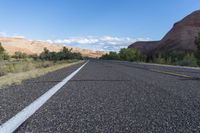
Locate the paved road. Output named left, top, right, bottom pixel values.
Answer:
left=1, top=60, right=200, bottom=132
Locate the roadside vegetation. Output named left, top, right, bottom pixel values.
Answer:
left=100, top=33, right=200, bottom=67
left=100, top=48, right=146, bottom=62
left=0, top=43, right=83, bottom=88
left=195, top=32, right=200, bottom=66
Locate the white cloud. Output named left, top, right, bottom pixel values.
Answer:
left=13, top=36, right=25, bottom=39
left=46, top=40, right=53, bottom=43
left=0, top=32, right=7, bottom=37
left=50, top=36, right=151, bottom=51
left=0, top=31, right=26, bottom=39
left=0, top=31, right=151, bottom=51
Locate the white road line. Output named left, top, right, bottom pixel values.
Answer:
left=0, top=61, right=89, bottom=133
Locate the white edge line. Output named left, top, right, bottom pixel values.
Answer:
left=0, top=61, right=89, bottom=133
left=110, top=60, right=200, bottom=70
left=137, top=62, right=200, bottom=70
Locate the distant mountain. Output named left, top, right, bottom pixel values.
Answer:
left=129, top=10, right=200, bottom=56
left=0, top=37, right=105, bottom=58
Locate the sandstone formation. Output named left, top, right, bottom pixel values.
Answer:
left=129, top=10, right=200, bottom=56
left=153, top=10, right=200, bottom=54
left=128, top=41, right=159, bottom=55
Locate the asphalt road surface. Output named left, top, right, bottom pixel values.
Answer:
left=0, top=60, right=200, bottom=132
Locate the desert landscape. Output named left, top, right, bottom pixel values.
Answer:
left=0, top=37, right=105, bottom=58
left=1, top=1, right=200, bottom=132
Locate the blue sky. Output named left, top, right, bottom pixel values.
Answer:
left=0, top=0, right=200, bottom=51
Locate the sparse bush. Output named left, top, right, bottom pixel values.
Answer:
left=0, top=42, right=10, bottom=60
left=165, top=52, right=185, bottom=63
left=173, top=53, right=197, bottom=67
left=0, top=68, right=6, bottom=76
left=100, top=52, right=120, bottom=60
left=70, top=52, right=83, bottom=60
left=36, top=61, right=54, bottom=68
left=13, top=51, right=28, bottom=59
left=29, top=54, right=39, bottom=60
left=39, top=48, right=50, bottom=60
left=0, top=46, right=82, bottom=78
left=100, top=48, right=144, bottom=62
left=39, top=47, right=82, bottom=61
left=152, top=54, right=166, bottom=64
left=0, top=60, right=59, bottom=76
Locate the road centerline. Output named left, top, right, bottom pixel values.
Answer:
left=149, top=69, right=192, bottom=78
left=0, top=61, right=89, bottom=133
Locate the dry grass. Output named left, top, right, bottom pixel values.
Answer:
left=0, top=60, right=83, bottom=89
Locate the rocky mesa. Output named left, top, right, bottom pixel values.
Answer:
left=129, top=10, right=200, bottom=56
left=0, top=37, right=105, bottom=58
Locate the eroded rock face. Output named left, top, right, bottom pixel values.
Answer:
left=129, top=10, right=200, bottom=56
left=128, top=41, right=159, bottom=56
left=154, top=10, right=200, bottom=54
left=0, top=37, right=105, bottom=58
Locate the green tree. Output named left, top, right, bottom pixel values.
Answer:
left=0, top=42, right=5, bottom=53
left=153, top=54, right=166, bottom=64
left=174, top=53, right=197, bottom=67
left=29, top=54, right=39, bottom=60
left=40, top=48, right=50, bottom=60
left=119, top=48, right=142, bottom=61
left=195, top=32, right=200, bottom=66
left=13, top=51, right=28, bottom=59
left=100, top=52, right=120, bottom=60
left=39, top=47, right=82, bottom=61
left=0, top=42, right=10, bottom=60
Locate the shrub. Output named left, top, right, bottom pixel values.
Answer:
left=173, top=53, right=197, bottom=67
left=100, top=52, right=120, bottom=60
left=100, top=48, right=144, bottom=62
left=165, top=52, right=186, bottom=63
left=119, top=48, right=143, bottom=61
left=13, top=51, right=28, bottom=59
left=29, top=54, right=39, bottom=60
left=0, top=42, right=10, bottom=60
left=39, top=48, right=50, bottom=60
left=152, top=54, right=166, bottom=64
left=39, top=47, right=82, bottom=61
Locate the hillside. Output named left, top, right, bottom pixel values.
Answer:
left=129, top=10, right=200, bottom=56
left=0, top=37, right=105, bottom=58
left=153, top=10, right=200, bottom=54
left=128, top=41, right=159, bottom=55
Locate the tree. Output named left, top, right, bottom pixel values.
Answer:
left=174, top=53, right=197, bottom=67
left=40, top=48, right=51, bottom=60
left=61, top=47, right=70, bottom=60
left=153, top=54, right=166, bottom=64
left=29, top=54, right=39, bottom=60
left=39, top=47, right=82, bottom=61
left=0, top=42, right=5, bottom=53
left=13, top=51, right=28, bottom=59
left=100, top=52, right=120, bottom=60
left=195, top=32, right=200, bottom=66
left=119, top=48, right=142, bottom=61
left=0, top=42, right=10, bottom=60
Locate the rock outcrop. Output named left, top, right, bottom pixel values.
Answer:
left=128, top=41, right=159, bottom=55
left=153, top=10, right=200, bottom=54
left=129, top=10, right=200, bottom=56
